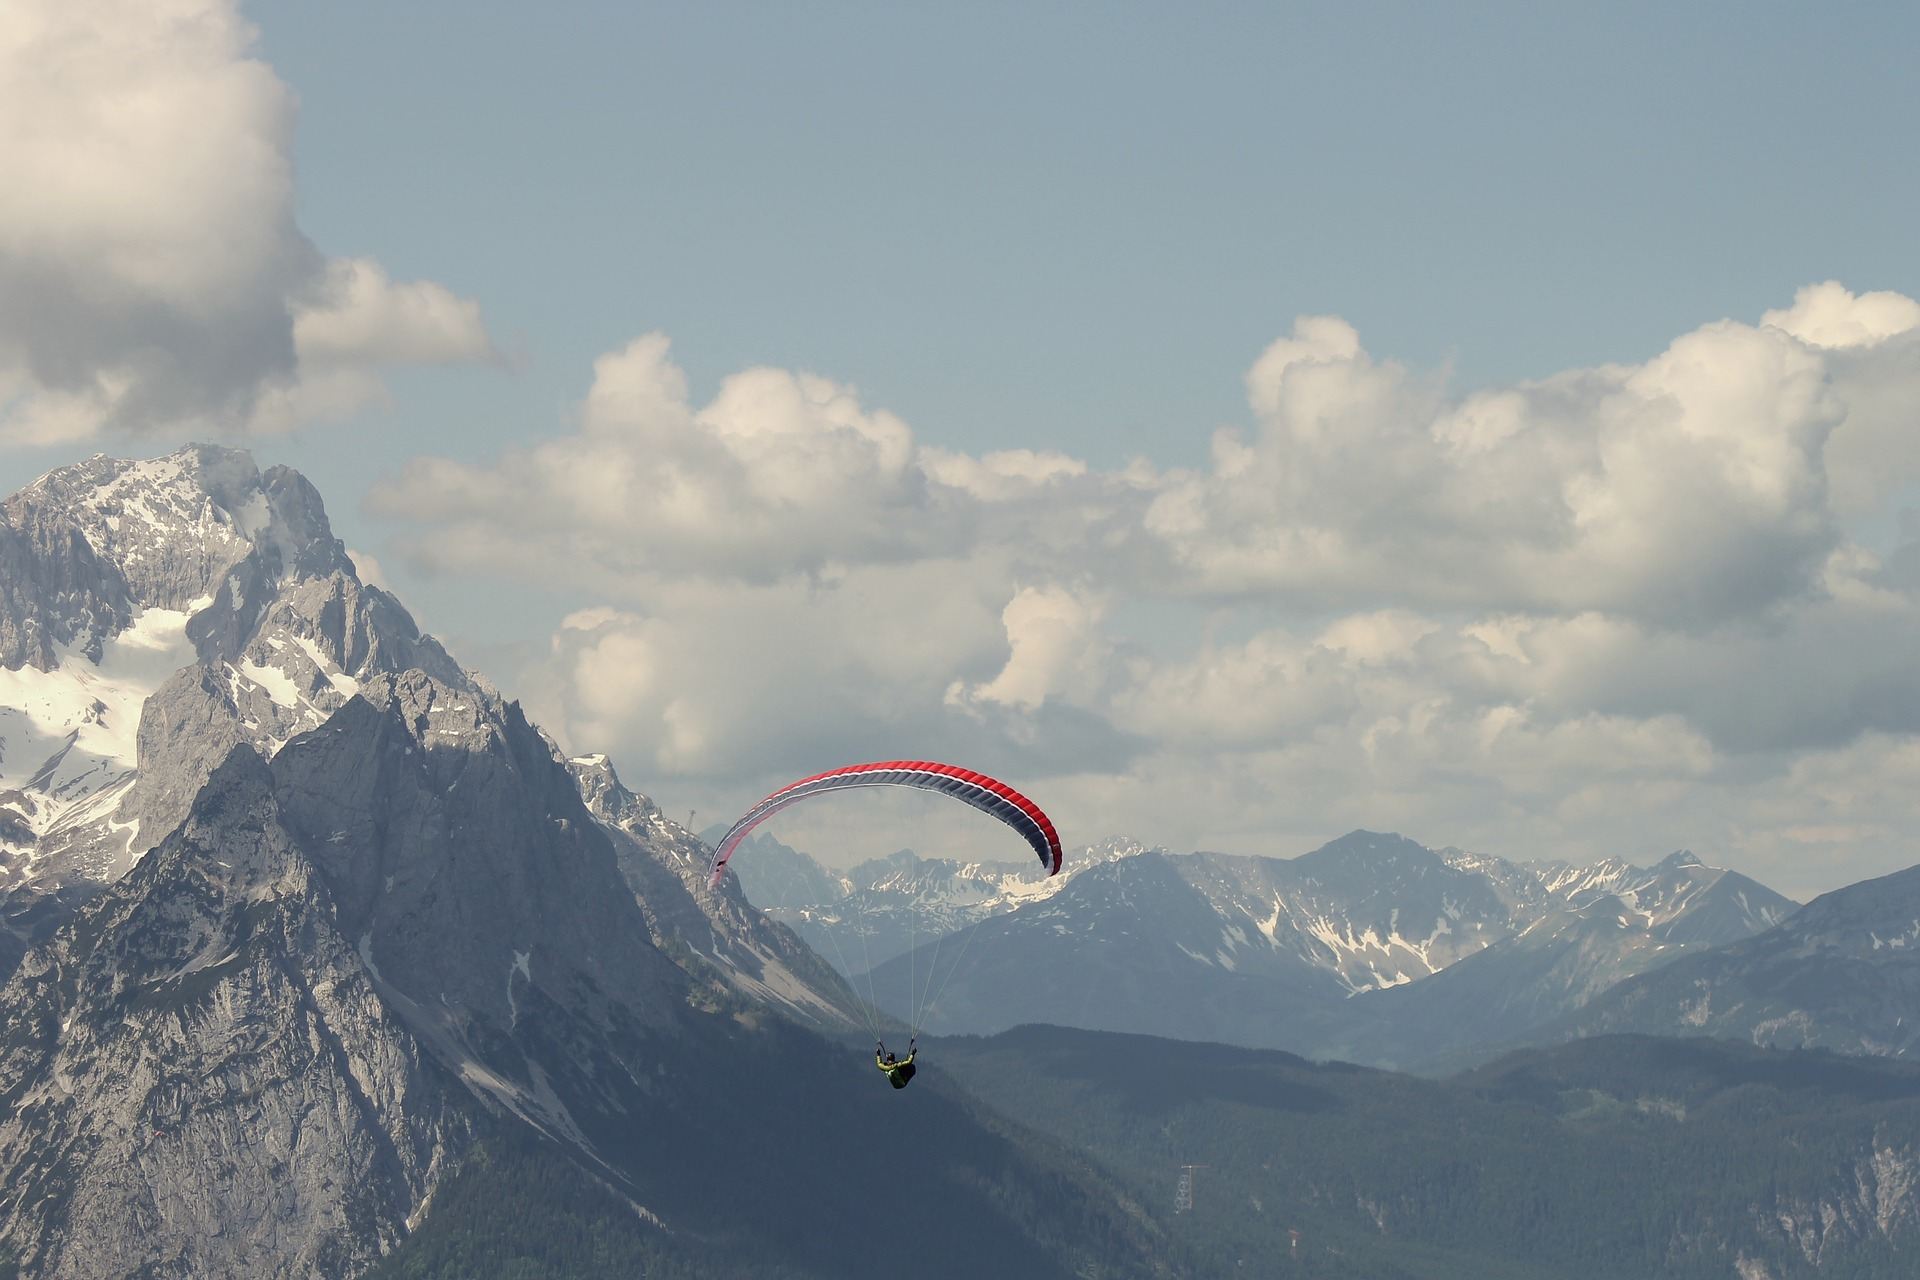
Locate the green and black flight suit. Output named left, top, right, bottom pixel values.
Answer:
left=876, top=1043, right=916, bottom=1089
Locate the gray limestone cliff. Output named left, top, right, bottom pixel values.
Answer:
left=567, top=753, right=869, bottom=1032
left=0, top=749, right=476, bottom=1279
left=0, top=670, right=689, bottom=1278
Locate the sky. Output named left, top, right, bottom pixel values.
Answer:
left=2, top=0, right=1917, bottom=898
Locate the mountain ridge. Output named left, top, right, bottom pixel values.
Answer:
left=1561, top=861, right=1920, bottom=1059
left=736, top=828, right=1800, bottom=1067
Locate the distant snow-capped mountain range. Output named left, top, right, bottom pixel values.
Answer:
left=723, top=829, right=1798, bottom=1067
left=720, top=830, right=1149, bottom=972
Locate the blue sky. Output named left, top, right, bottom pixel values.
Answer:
left=3, top=1, right=1918, bottom=895
left=267, top=2, right=1915, bottom=430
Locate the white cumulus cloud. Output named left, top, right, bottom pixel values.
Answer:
left=947, top=585, right=1111, bottom=712
left=0, top=0, right=493, bottom=444
left=375, top=334, right=976, bottom=584
left=385, top=286, right=1920, bottom=890
left=1144, top=305, right=1885, bottom=627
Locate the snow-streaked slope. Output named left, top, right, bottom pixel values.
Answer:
left=831, top=832, right=1797, bottom=1066
left=1326, top=851, right=1801, bottom=1068
left=756, top=838, right=1152, bottom=974
left=1563, top=863, right=1920, bottom=1059
left=0, top=604, right=203, bottom=881
left=857, top=851, right=1379, bottom=1053
left=1187, top=832, right=1517, bottom=994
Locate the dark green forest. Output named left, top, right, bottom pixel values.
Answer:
left=370, top=1021, right=1920, bottom=1279
left=933, top=1027, right=1920, bottom=1279
left=362, top=1138, right=695, bottom=1280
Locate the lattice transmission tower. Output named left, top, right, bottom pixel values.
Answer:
left=1173, top=1163, right=1207, bottom=1213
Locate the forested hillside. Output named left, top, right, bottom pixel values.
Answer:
left=937, top=1027, right=1920, bottom=1279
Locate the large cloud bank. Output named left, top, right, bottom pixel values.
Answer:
left=0, top=0, right=493, bottom=443
left=376, top=283, right=1920, bottom=893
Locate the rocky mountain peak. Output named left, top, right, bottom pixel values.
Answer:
left=268, top=669, right=684, bottom=1035
left=9, top=444, right=354, bottom=622
left=1065, top=835, right=1157, bottom=870
left=1296, top=829, right=1438, bottom=870
left=0, top=447, right=469, bottom=908
left=1283, top=831, right=1500, bottom=931
left=848, top=847, right=926, bottom=884
left=568, top=751, right=667, bottom=834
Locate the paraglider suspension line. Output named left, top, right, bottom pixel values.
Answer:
left=915, top=908, right=984, bottom=1039
left=818, top=916, right=884, bottom=1042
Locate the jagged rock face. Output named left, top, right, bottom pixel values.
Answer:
left=0, top=672, right=697, bottom=1279
left=568, top=755, right=867, bottom=1032
left=277, top=674, right=684, bottom=1040
left=0, top=500, right=132, bottom=671
left=267, top=574, right=465, bottom=688
left=6, top=447, right=353, bottom=621
left=1762, top=1146, right=1920, bottom=1272
left=108, top=575, right=465, bottom=876
left=0, top=749, right=475, bottom=1280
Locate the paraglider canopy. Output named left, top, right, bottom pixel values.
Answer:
left=708, top=759, right=1061, bottom=888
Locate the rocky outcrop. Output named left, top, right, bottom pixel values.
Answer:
left=0, top=749, right=476, bottom=1279
left=0, top=502, right=132, bottom=671
left=0, top=671, right=690, bottom=1278
left=568, top=754, right=869, bottom=1032
left=6, top=447, right=351, bottom=621
left=279, top=673, right=685, bottom=1040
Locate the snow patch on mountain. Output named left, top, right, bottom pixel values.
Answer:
left=1869, top=921, right=1920, bottom=951
left=0, top=603, right=204, bottom=877
left=0, top=448, right=484, bottom=991
left=759, top=837, right=1158, bottom=976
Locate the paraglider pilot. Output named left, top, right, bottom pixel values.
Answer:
left=876, top=1039, right=917, bottom=1089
